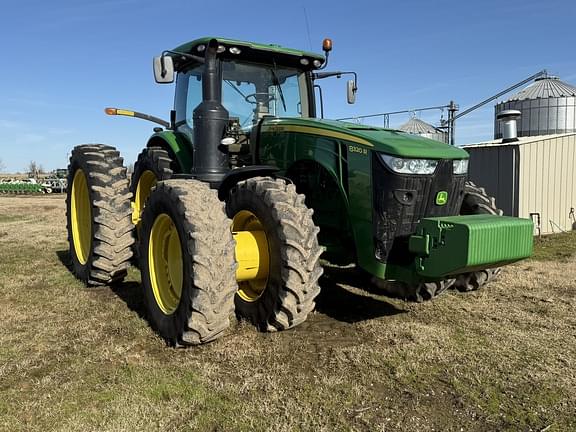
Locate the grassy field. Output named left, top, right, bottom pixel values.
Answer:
left=1, top=195, right=575, bottom=432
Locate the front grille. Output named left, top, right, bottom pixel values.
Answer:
left=372, top=154, right=466, bottom=264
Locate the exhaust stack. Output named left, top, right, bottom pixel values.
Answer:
left=497, top=110, right=521, bottom=143
left=192, top=39, right=230, bottom=184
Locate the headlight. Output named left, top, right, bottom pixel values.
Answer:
left=379, top=154, right=438, bottom=175
left=453, top=159, right=469, bottom=175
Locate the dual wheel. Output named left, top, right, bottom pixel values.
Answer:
left=139, top=177, right=322, bottom=345
left=67, top=145, right=323, bottom=346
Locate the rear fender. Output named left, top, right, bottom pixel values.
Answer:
left=218, top=166, right=280, bottom=200
left=146, top=131, right=193, bottom=174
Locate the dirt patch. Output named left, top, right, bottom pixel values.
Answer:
left=0, top=195, right=574, bottom=432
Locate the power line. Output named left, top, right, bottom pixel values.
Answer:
left=303, top=6, right=313, bottom=51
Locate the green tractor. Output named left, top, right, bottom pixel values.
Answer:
left=66, top=37, right=533, bottom=346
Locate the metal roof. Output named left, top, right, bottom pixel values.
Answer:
left=462, top=132, right=576, bottom=148
left=398, top=118, right=440, bottom=134
left=505, top=76, right=576, bottom=101
left=173, top=37, right=325, bottom=62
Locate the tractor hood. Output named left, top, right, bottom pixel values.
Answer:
left=260, top=118, right=468, bottom=159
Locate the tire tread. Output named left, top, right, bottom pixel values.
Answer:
left=66, top=144, right=134, bottom=285
left=228, top=177, right=323, bottom=332
left=144, top=180, right=236, bottom=345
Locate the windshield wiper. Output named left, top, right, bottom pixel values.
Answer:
left=224, top=80, right=248, bottom=100
left=271, top=61, right=287, bottom=112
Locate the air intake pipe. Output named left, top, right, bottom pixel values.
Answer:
left=192, top=38, right=230, bottom=184
left=497, top=110, right=521, bottom=143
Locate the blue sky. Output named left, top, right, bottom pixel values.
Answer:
left=0, top=0, right=575, bottom=172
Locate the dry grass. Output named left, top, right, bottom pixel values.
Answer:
left=0, top=195, right=575, bottom=431
left=532, top=231, right=576, bottom=262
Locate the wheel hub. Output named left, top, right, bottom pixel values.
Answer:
left=232, top=211, right=270, bottom=302
left=149, top=213, right=183, bottom=314
left=132, top=170, right=157, bottom=226
left=70, top=169, right=92, bottom=265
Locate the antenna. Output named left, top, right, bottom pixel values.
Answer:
left=303, top=6, right=313, bottom=51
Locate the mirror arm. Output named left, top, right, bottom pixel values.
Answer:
left=313, top=71, right=357, bottom=84
left=313, top=71, right=358, bottom=90
left=162, top=50, right=206, bottom=65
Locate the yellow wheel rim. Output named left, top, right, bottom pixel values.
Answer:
left=232, top=211, right=270, bottom=302
left=71, top=169, right=92, bottom=265
left=132, top=170, right=157, bottom=226
left=149, top=213, right=183, bottom=315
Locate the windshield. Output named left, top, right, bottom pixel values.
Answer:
left=174, top=60, right=310, bottom=136
left=221, top=60, right=308, bottom=127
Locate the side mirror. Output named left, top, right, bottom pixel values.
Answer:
left=153, top=55, right=174, bottom=84
left=347, top=79, right=357, bottom=104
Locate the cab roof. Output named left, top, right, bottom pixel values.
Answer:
left=171, top=37, right=325, bottom=70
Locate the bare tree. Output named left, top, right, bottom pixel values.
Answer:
left=0, top=158, right=5, bottom=172
left=28, top=161, right=44, bottom=178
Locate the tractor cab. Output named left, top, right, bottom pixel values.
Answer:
left=152, top=37, right=356, bottom=178
left=151, top=38, right=326, bottom=181
left=162, top=37, right=325, bottom=123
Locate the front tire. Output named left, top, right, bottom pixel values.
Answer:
left=412, top=279, right=456, bottom=302
left=66, top=144, right=134, bottom=285
left=226, top=177, right=323, bottom=332
left=371, top=277, right=455, bottom=302
left=140, top=180, right=237, bottom=346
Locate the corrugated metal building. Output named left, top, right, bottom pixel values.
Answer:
left=463, top=132, right=576, bottom=234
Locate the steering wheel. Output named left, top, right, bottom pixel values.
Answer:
left=244, top=92, right=275, bottom=104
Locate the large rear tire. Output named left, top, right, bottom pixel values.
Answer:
left=453, top=181, right=503, bottom=292
left=130, top=147, right=175, bottom=229
left=139, top=180, right=236, bottom=346
left=226, top=177, right=323, bottom=332
left=66, top=144, right=134, bottom=285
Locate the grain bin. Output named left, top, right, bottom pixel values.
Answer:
left=398, top=117, right=448, bottom=143
left=495, top=76, right=576, bottom=138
